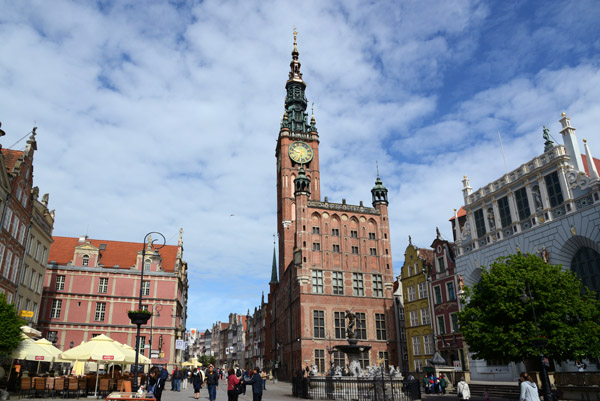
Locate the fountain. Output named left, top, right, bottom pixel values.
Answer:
left=333, top=310, right=372, bottom=377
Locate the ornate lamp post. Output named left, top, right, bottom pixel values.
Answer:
left=130, top=232, right=166, bottom=392
left=520, top=282, right=554, bottom=401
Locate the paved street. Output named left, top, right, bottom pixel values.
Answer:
left=160, top=380, right=291, bottom=401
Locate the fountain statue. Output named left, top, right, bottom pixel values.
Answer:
left=333, top=310, right=372, bottom=377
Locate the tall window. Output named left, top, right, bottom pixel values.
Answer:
left=50, top=300, right=62, bottom=318
left=312, top=243, right=321, bottom=251
left=420, top=308, right=430, bottom=325
left=515, top=187, right=531, bottom=220
left=544, top=171, right=564, bottom=207
left=369, top=247, right=377, bottom=256
left=137, top=336, right=146, bottom=355
left=372, top=274, right=383, bottom=297
left=331, top=228, right=339, bottom=236
left=498, top=196, right=512, bottom=228
left=414, top=359, right=423, bottom=371
left=409, top=310, right=419, bottom=327
left=451, top=313, right=459, bottom=332
left=334, top=311, right=346, bottom=339
left=314, top=349, right=326, bottom=374
left=407, top=285, right=416, bottom=302
left=417, top=282, right=427, bottom=299
left=82, top=254, right=89, bottom=267
left=369, top=232, right=376, bottom=240
left=98, top=278, right=108, bottom=293
left=356, top=312, right=367, bottom=340
left=312, top=227, right=320, bottom=234
left=378, top=351, right=390, bottom=369
left=438, top=316, right=446, bottom=335
left=313, top=310, right=325, bottom=338
left=423, top=335, right=434, bottom=355
left=434, top=286, right=442, bottom=304
left=352, top=273, right=364, bottom=296
left=332, top=244, right=340, bottom=253
left=141, top=281, right=150, bottom=296
left=2, top=208, right=12, bottom=230
left=144, top=259, right=151, bottom=271
left=351, top=246, right=359, bottom=254
left=333, top=351, right=345, bottom=368
left=437, top=256, right=445, bottom=273
left=21, top=266, right=28, bottom=285
left=332, top=272, right=344, bottom=295
left=474, top=208, right=486, bottom=238
left=350, top=230, right=358, bottom=238
left=55, top=275, right=66, bottom=291
left=375, top=313, right=387, bottom=340
left=447, top=282, right=456, bottom=301
left=4, top=250, right=12, bottom=279
left=95, top=302, right=106, bottom=321
left=571, top=247, right=600, bottom=294
left=312, top=270, right=324, bottom=293
left=359, top=351, right=369, bottom=369
left=412, top=336, right=422, bottom=356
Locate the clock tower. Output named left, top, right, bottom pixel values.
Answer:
left=276, top=30, right=321, bottom=276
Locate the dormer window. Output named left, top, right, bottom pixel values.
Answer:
left=82, top=255, right=89, bottom=267
left=144, top=259, right=151, bottom=271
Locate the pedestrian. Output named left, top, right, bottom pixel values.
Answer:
left=457, top=376, right=471, bottom=400
left=191, top=368, right=203, bottom=399
left=182, top=367, right=188, bottom=390
left=260, top=369, right=267, bottom=390
left=205, top=364, right=219, bottom=401
left=227, top=368, right=241, bottom=401
left=423, top=374, right=430, bottom=394
left=439, top=374, right=447, bottom=395
left=241, top=369, right=250, bottom=395
left=483, top=388, right=490, bottom=401
left=172, top=366, right=182, bottom=391
left=243, top=367, right=264, bottom=401
left=519, top=372, right=541, bottom=401
left=148, top=366, right=166, bottom=401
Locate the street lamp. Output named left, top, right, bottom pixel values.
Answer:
left=520, top=282, right=554, bottom=401
left=133, top=231, right=166, bottom=392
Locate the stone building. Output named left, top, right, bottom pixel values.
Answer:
left=454, top=114, right=600, bottom=380
left=39, top=232, right=188, bottom=368
left=267, top=33, right=397, bottom=379
left=400, top=240, right=434, bottom=373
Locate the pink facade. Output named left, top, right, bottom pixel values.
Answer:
left=38, top=234, right=188, bottom=368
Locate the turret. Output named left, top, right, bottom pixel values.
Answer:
left=371, top=173, right=388, bottom=206
left=294, top=166, right=311, bottom=196
left=559, top=113, right=585, bottom=172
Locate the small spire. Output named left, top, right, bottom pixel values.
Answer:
left=270, top=235, right=279, bottom=285
left=583, top=139, right=599, bottom=179
left=288, top=28, right=304, bottom=83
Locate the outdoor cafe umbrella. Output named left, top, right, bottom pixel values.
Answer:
left=60, top=334, right=127, bottom=396
left=120, top=344, right=151, bottom=365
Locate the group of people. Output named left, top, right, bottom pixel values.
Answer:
left=145, top=364, right=265, bottom=401
left=454, top=372, right=548, bottom=401
left=422, top=373, right=448, bottom=394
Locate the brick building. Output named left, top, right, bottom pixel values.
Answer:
left=38, top=232, right=188, bottom=368
left=267, top=34, right=397, bottom=379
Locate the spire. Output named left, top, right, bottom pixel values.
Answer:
left=583, top=139, right=599, bottom=179
left=294, top=165, right=311, bottom=195
left=284, top=29, right=311, bottom=133
left=371, top=171, right=388, bottom=206
left=310, top=103, right=317, bottom=132
left=270, top=236, right=279, bottom=285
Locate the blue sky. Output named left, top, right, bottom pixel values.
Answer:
left=1, top=0, right=599, bottom=332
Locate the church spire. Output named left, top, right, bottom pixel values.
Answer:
left=269, top=235, right=279, bottom=285
left=283, top=29, right=311, bottom=133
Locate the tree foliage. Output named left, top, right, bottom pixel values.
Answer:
left=0, top=293, right=26, bottom=355
left=458, top=253, right=600, bottom=363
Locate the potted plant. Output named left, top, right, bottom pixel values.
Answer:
left=128, top=309, right=152, bottom=325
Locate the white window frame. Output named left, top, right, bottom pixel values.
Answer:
left=418, top=282, right=427, bottom=299
left=50, top=299, right=62, bottom=319
left=411, top=336, right=422, bottom=356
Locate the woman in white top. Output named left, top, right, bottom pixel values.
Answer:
left=457, top=377, right=471, bottom=400
left=519, top=372, right=541, bottom=401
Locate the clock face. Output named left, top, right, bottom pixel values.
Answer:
left=288, top=141, right=313, bottom=164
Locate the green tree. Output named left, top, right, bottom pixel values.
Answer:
left=458, top=253, right=600, bottom=363
left=0, top=293, right=25, bottom=355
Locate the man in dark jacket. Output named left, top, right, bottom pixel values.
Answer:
left=243, top=367, right=264, bottom=401
left=204, top=364, right=219, bottom=401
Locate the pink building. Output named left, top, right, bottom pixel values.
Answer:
left=38, top=232, right=188, bottom=368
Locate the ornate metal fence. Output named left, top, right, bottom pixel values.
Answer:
left=293, top=376, right=421, bottom=401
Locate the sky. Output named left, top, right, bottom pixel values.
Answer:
left=1, top=0, right=599, bottom=331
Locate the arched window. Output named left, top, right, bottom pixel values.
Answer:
left=82, top=255, right=89, bottom=267
left=144, top=259, right=151, bottom=271
left=571, top=247, right=600, bottom=295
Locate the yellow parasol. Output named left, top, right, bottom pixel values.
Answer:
left=72, top=360, right=86, bottom=376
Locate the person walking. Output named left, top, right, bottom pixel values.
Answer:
left=260, top=370, right=267, bottom=390
left=191, top=368, right=203, bottom=399
left=243, top=367, right=264, bottom=401
left=205, top=364, right=219, bottom=401
left=182, top=367, right=188, bottom=390
left=519, top=372, right=541, bottom=401
left=457, top=376, right=471, bottom=400
left=439, top=374, right=447, bottom=395
left=227, top=368, right=241, bottom=401
left=148, top=367, right=166, bottom=401
left=172, top=366, right=182, bottom=391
